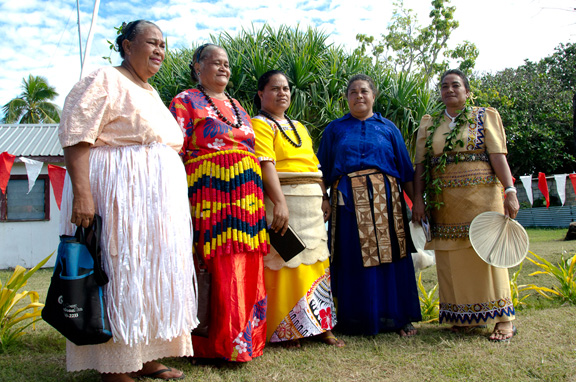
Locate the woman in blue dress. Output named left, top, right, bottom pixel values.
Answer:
left=317, top=74, right=422, bottom=336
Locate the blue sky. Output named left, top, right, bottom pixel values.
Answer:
left=0, top=0, right=574, bottom=116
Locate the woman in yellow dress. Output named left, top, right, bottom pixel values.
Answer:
left=252, top=70, right=344, bottom=347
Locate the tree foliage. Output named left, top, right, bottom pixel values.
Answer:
left=1, top=75, right=61, bottom=124
left=472, top=43, right=576, bottom=176
left=356, top=0, right=478, bottom=82
left=150, top=24, right=439, bottom=157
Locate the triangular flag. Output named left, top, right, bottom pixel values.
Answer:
left=569, top=174, right=576, bottom=201
left=0, top=152, right=16, bottom=194
left=554, top=174, right=567, bottom=206
left=19, top=157, right=44, bottom=194
left=48, top=164, right=66, bottom=210
left=520, top=175, right=533, bottom=206
left=403, top=190, right=413, bottom=210
left=538, top=172, right=549, bottom=208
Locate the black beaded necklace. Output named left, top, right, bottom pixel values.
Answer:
left=258, top=110, right=303, bottom=148
left=197, top=84, right=243, bottom=128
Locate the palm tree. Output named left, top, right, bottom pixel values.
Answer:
left=2, top=75, right=61, bottom=124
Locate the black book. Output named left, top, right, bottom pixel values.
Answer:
left=268, top=225, right=306, bottom=262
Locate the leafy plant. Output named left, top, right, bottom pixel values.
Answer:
left=0, top=254, right=52, bottom=353
left=509, top=261, right=531, bottom=310
left=417, top=271, right=439, bottom=323
left=524, top=252, right=576, bottom=305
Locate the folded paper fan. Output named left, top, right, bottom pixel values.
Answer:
left=469, top=211, right=529, bottom=268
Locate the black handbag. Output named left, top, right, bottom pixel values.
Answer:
left=42, top=214, right=113, bottom=345
left=191, top=249, right=211, bottom=338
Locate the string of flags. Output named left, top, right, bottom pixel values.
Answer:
left=1, top=151, right=575, bottom=211
left=0, top=152, right=66, bottom=210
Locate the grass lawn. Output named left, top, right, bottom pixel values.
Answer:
left=1, top=228, right=576, bottom=381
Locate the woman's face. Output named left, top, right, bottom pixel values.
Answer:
left=440, top=74, right=470, bottom=109
left=123, top=25, right=165, bottom=81
left=347, top=80, right=375, bottom=120
left=195, top=47, right=231, bottom=91
left=258, top=74, right=291, bottom=117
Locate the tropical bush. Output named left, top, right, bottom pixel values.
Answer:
left=417, top=271, right=439, bottom=323
left=525, top=252, right=576, bottom=305
left=149, top=24, right=440, bottom=155
left=0, top=254, right=52, bottom=353
left=509, top=261, right=531, bottom=310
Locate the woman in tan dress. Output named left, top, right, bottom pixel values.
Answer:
left=412, top=69, right=519, bottom=342
left=59, top=20, right=197, bottom=381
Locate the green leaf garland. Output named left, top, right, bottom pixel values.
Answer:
left=423, top=101, right=475, bottom=211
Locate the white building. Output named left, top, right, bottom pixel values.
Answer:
left=0, top=124, right=62, bottom=269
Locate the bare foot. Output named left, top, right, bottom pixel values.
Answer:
left=101, top=374, right=135, bottom=382
left=489, top=321, right=517, bottom=342
left=282, top=339, right=301, bottom=349
left=318, top=331, right=346, bottom=347
left=133, top=361, right=184, bottom=380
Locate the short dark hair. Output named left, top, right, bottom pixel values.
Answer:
left=440, top=69, right=470, bottom=91
left=115, top=20, right=161, bottom=59
left=346, top=74, right=377, bottom=96
left=253, top=70, right=290, bottom=110
left=189, top=43, right=226, bottom=82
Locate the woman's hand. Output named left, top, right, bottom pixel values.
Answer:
left=322, top=199, right=331, bottom=222
left=270, top=199, right=289, bottom=235
left=503, top=191, right=519, bottom=219
left=71, top=194, right=95, bottom=228
left=411, top=197, right=426, bottom=224
left=260, top=161, right=289, bottom=235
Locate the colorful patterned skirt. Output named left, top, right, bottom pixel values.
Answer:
left=436, top=247, right=515, bottom=325
left=185, top=150, right=267, bottom=361
left=265, top=259, right=336, bottom=342
left=191, top=252, right=267, bottom=361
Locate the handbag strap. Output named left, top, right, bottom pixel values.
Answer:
left=74, top=214, right=109, bottom=286
left=193, top=248, right=208, bottom=272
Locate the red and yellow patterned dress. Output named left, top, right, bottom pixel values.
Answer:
left=170, top=88, right=268, bottom=361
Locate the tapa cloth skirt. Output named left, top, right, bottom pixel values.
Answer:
left=60, top=143, right=198, bottom=373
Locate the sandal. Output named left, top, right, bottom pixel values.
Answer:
left=489, top=325, right=517, bottom=342
left=397, top=323, right=417, bottom=337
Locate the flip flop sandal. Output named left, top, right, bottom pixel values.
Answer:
left=139, top=367, right=185, bottom=381
left=489, top=325, right=517, bottom=342
left=397, top=323, right=417, bottom=337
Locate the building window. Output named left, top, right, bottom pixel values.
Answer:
left=0, top=175, right=50, bottom=222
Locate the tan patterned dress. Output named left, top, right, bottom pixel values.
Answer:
left=415, top=107, right=515, bottom=325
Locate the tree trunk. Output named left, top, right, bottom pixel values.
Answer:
left=573, top=92, right=576, bottom=153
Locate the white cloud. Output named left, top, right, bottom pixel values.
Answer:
left=1, top=0, right=575, bottom=118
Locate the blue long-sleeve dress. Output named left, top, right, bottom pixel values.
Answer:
left=317, top=112, right=421, bottom=335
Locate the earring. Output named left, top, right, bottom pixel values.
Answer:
left=197, top=72, right=201, bottom=76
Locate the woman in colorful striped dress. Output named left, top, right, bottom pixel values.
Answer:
left=169, top=44, right=268, bottom=361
